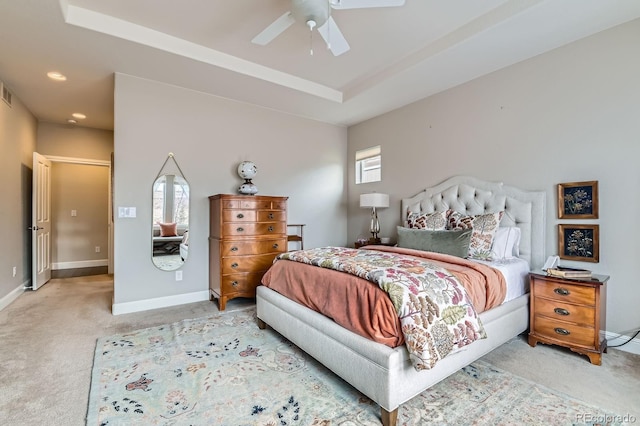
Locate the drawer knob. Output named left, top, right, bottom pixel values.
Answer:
left=268, top=213, right=274, bottom=219
left=554, top=327, right=571, bottom=336
left=268, top=226, right=274, bottom=232
left=237, top=213, right=244, bottom=219
left=231, top=263, right=238, bottom=269
left=553, top=287, right=570, bottom=296
left=554, top=307, right=570, bottom=316
left=230, top=246, right=238, bottom=252
left=231, top=281, right=239, bottom=287
left=273, top=243, right=279, bottom=249
left=236, top=227, right=244, bottom=232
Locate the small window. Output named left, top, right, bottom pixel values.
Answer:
left=355, top=146, right=381, bottom=184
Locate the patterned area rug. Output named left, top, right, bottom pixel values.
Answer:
left=87, top=308, right=620, bottom=425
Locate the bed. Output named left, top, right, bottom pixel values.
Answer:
left=256, top=176, right=545, bottom=425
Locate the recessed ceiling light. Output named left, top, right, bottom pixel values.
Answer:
left=67, top=119, right=77, bottom=124
left=47, top=71, right=67, bottom=81
left=72, top=113, right=86, bottom=119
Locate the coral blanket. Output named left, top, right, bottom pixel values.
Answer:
left=263, top=246, right=506, bottom=370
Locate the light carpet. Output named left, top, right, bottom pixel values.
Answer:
left=88, top=307, right=622, bottom=425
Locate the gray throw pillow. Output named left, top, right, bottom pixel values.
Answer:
left=396, top=226, right=472, bottom=258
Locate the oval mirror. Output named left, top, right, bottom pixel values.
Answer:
left=152, top=174, right=190, bottom=271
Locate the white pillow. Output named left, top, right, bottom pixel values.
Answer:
left=491, top=227, right=521, bottom=259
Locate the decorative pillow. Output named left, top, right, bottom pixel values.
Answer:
left=490, top=226, right=521, bottom=260
left=446, top=209, right=473, bottom=230
left=446, top=210, right=504, bottom=259
left=158, top=222, right=178, bottom=237
left=396, top=226, right=472, bottom=258
left=406, top=210, right=447, bottom=230
left=468, top=212, right=504, bottom=260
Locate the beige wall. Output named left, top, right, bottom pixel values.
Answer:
left=0, top=84, right=37, bottom=302
left=113, top=74, right=348, bottom=307
left=347, top=19, right=640, bottom=335
left=37, top=122, right=113, bottom=161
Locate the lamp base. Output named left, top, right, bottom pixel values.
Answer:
left=368, top=237, right=381, bottom=245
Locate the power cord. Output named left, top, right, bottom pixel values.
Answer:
left=608, top=329, right=640, bottom=348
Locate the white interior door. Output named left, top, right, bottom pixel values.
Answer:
left=31, top=152, right=52, bottom=290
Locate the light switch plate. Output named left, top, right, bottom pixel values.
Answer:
left=118, top=207, right=137, bottom=218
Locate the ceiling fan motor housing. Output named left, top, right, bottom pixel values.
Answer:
left=292, top=0, right=330, bottom=28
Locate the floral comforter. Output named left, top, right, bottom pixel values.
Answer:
left=277, top=247, right=487, bottom=371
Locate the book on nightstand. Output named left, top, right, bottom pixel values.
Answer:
left=546, top=266, right=592, bottom=279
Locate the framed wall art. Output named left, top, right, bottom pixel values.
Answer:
left=558, top=224, right=599, bottom=263
left=557, top=181, right=598, bottom=219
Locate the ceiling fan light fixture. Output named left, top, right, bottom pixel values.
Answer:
left=252, top=0, right=405, bottom=56
left=292, top=0, right=329, bottom=28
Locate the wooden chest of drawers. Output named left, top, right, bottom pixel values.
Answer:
left=528, top=272, right=609, bottom=365
left=209, top=194, right=288, bottom=310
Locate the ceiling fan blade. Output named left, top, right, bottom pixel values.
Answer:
left=318, top=17, right=350, bottom=56
left=330, top=0, right=405, bottom=10
left=251, top=12, right=295, bottom=45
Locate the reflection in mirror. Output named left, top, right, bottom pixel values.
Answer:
left=152, top=174, right=189, bottom=271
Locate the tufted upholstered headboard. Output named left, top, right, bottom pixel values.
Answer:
left=401, top=176, right=546, bottom=270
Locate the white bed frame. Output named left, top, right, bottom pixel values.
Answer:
left=257, top=176, right=545, bottom=425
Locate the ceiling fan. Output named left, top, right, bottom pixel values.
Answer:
left=251, top=0, right=406, bottom=56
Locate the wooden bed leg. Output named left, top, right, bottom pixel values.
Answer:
left=381, top=407, right=398, bottom=426
left=256, top=318, right=267, bottom=330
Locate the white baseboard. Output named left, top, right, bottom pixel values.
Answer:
left=0, top=282, right=27, bottom=311
left=606, top=331, right=640, bottom=355
left=112, top=290, right=209, bottom=315
left=52, top=259, right=108, bottom=270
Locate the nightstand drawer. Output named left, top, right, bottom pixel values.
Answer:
left=533, top=280, right=596, bottom=305
left=533, top=297, right=595, bottom=325
left=533, top=316, right=596, bottom=347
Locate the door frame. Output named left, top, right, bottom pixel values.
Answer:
left=41, top=155, right=113, bottom=275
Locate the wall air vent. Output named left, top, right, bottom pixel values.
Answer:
left=1, top=81, right=13, bottom=107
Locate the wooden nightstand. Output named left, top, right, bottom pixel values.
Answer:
left=528, top=272, right=608, bottom=365
left=355, top=240, right=395, bottom=249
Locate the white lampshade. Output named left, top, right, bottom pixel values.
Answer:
left=360, top=193, right=389, bottom=208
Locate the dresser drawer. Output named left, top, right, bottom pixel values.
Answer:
left=222, top=222, right=287, bottom=237
left=533, top=316, right=596, bottom=347
left=222, top=209, right=257, bottom=222
left=257, top=210, right=286, bottom=222
left=221, top=239, right=286, bottom=256
left=533, top=297, right=595, bottom=325
left=220, top=272, right=264, bottom=294
left=533, top=280, right=596, bottom=305
left=221, top=253, right=280, bottom=274
left=222, top=199, right=286, bottom=210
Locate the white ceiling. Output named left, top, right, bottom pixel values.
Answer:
left=1, top=0, right=639, bottom=131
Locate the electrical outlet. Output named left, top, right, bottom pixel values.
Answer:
left=12, top=266, right=16, bottom=277
left=95, top=246, right=101, bottom=253
left=175, top=270, right=183, bottom=281
left=71, top=209, right=77, bottom=217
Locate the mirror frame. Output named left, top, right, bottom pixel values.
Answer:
left=151, top=173, right=190, bottom=271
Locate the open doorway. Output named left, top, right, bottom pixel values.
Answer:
left=33, top=154, right=112, bottom=284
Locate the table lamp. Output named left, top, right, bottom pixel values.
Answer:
left=360, top=193, right=389, bottom=243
